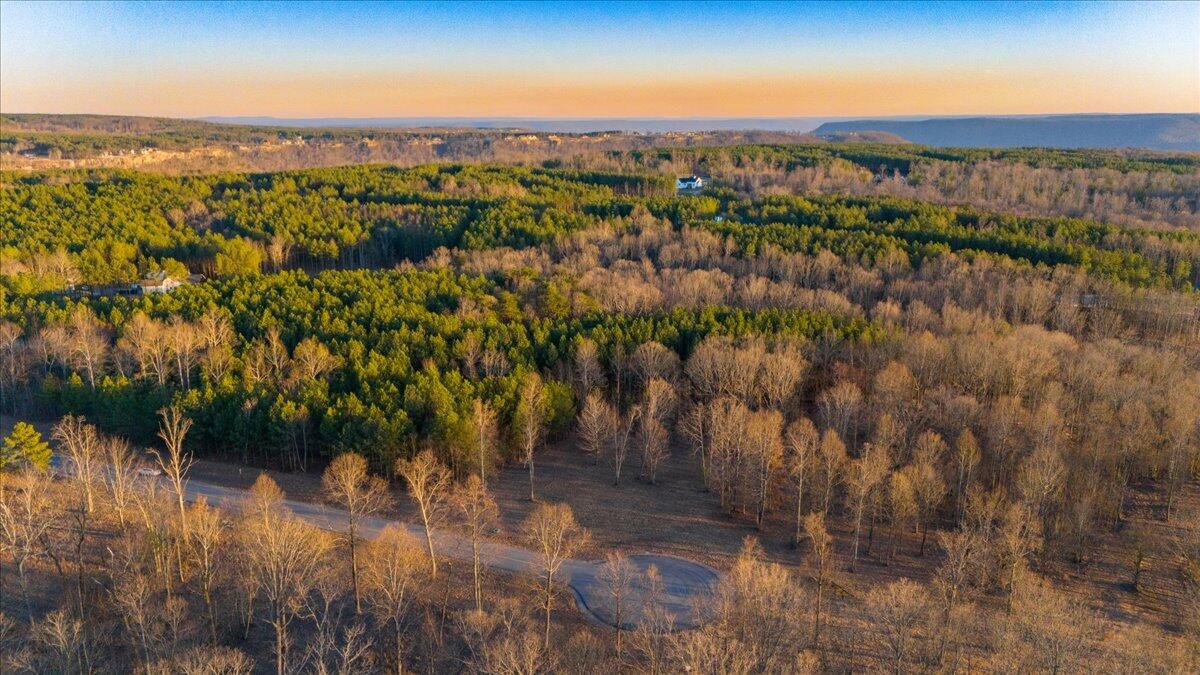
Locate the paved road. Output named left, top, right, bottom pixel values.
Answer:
left=184, top=479, right=720, bottom=630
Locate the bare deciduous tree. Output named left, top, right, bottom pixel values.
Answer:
left=572, top=337, right=606, bottom=398
left=197, top=310, right=236, bottom=385
left=110, top=571, right=161, bottom=670
left=154, top=406, right=194, bottom=530
left=709, top=538, right=809, bottom=671
left=168, top=645, right=254, bottom=675
left=460, top=602, right=553, bottom=675
left=630, top=342, right=678, bottom=392
left=1015, top=443, right=1065, bottom=554
left=34, top=608, right=89, bottom=674
left=786, top=417, right=819, bottom=546
left=757, top=349, right=807, bottom=410
left=53, top=415, right=105, bottom=612
left=119, top=313, right=171, bottom=385
left=639, top=377, right=676, bottom=424
left=322, top=452, right=393, bottom=612
left=154, top=405, right=194, bottom=579
left=395, top=449, right=450, bottom=577
left=576, top=391, right=617, bottom=466
left=241, top=476, right=332, bottom=675
left=297, top=564, right=370, bottom=675
left=52, top=414, right=103, bottom=513
left=523, top=502, right=589, bottom=651
left=873, top=361, right=919, bottom=424
left=362, top=525, right=426, bottom=675
left=289, top=336, right=339, bottom=384
left=639, top=417, right=670, bottom=485
left=816, top=428, right=847, bottom=516
left=103, top=436, right=139, bottom=530
left=866, top=579, right=931, bottom=674
left=664, top=624, right=760, bottom=675
left=680, top=401, right=709, bottom=480
left=886, top=471, right=917, bottom=559
left=187, top=496, right=225, bottom=644
left=952, top=428, right=981, bottom=522
left=0, top=470, right=54, bottom=620
left=931, top=529, right=980, bottom=663
left=848, top=442, right=890, bottom=569
left=706, top=397, right=752, bottom=510
left=636, top=378, right=677, bottom=485
left=610, top=407, right=638, bottom=485
left=470, top=398, right=499, bottom=482
left=1162, top=379, right=1199, bottom=521
left=804, top=512, right=834, bottom=647
left=817, top=380, right=863, bottom=447
left=997, top=577, right=1098, bottom=674
left=50, top=306, right=110, bottom=388
left=514, top=373, right=546, bottom=501
left=453, top=475, right=500, bottom=612
left=905, top=446, right=947, bottom=556
left=597, top=552, right=635, bottom=657
left=167, top=316, right=202, bottom=390
left=746, top=409, right=783, bottom=528
left=996, top=502, right=1041, bottom=612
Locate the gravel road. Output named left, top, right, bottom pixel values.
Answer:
left=184, top=478, right=720, bottom=630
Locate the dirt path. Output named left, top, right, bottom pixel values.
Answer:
left=183, top=478, right=720, bottom=630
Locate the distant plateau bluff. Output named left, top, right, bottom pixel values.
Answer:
left=813, top=114, right=1200, bottom=151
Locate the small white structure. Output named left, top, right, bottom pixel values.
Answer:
left=676, top=175, right=705, bottom=191
left=138, top=270, right=184, bottom=294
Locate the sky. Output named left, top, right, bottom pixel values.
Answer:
left=1, top=0, right=1198, bottom=119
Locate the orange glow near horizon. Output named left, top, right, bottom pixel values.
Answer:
left=1, top=1, right=1197, bottom=119
left=7, top=67, right=1194, bottom=119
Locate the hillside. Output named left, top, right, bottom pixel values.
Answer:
left=815, top=114, right=1200, bottom=151
left=813, top=130, right=911, bottom=144
left=0, top=113, right=810, bottom=173
left=201, top=115, right=841, bottom=133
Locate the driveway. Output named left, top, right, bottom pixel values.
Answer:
left=184, top=478, right=720, bottom=630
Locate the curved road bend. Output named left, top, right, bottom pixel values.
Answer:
left=183, top=479, right=720, bottom=630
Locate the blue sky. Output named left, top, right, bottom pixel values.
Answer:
left=2, top=1, right=1197, bottom=117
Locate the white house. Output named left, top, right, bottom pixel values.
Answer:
left=676, top=175, right=704, bottom=190
left=138, top=270, right=184, bottom=295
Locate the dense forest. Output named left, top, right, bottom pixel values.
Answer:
left=2, top=146, right=1199, bottom=672
left=6, top=114, right=1199, bottom=236
left=4, top=163, right=1197, bottom=288
left=586, top=143, right=1200, bottom=232
left=0, top=113, right=596, bottom=157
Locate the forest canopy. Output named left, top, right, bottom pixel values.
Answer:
left=2, top=159, right=1197, bottom=472
left=2, top=143, right=1199, bottom=673
left=3, top=163, right=1197, bottom=291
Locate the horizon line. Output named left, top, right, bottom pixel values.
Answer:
left=4, top=111, right=1198, bottom=123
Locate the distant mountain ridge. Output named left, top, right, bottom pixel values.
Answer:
left=11, top=113, right=1194, bottom=149
left=814, top=114, right=1200, bottom=151
left=198, top=116, right=860, bottom=133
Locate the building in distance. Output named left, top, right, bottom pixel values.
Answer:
left=676, top=175, right=705, bottom=192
